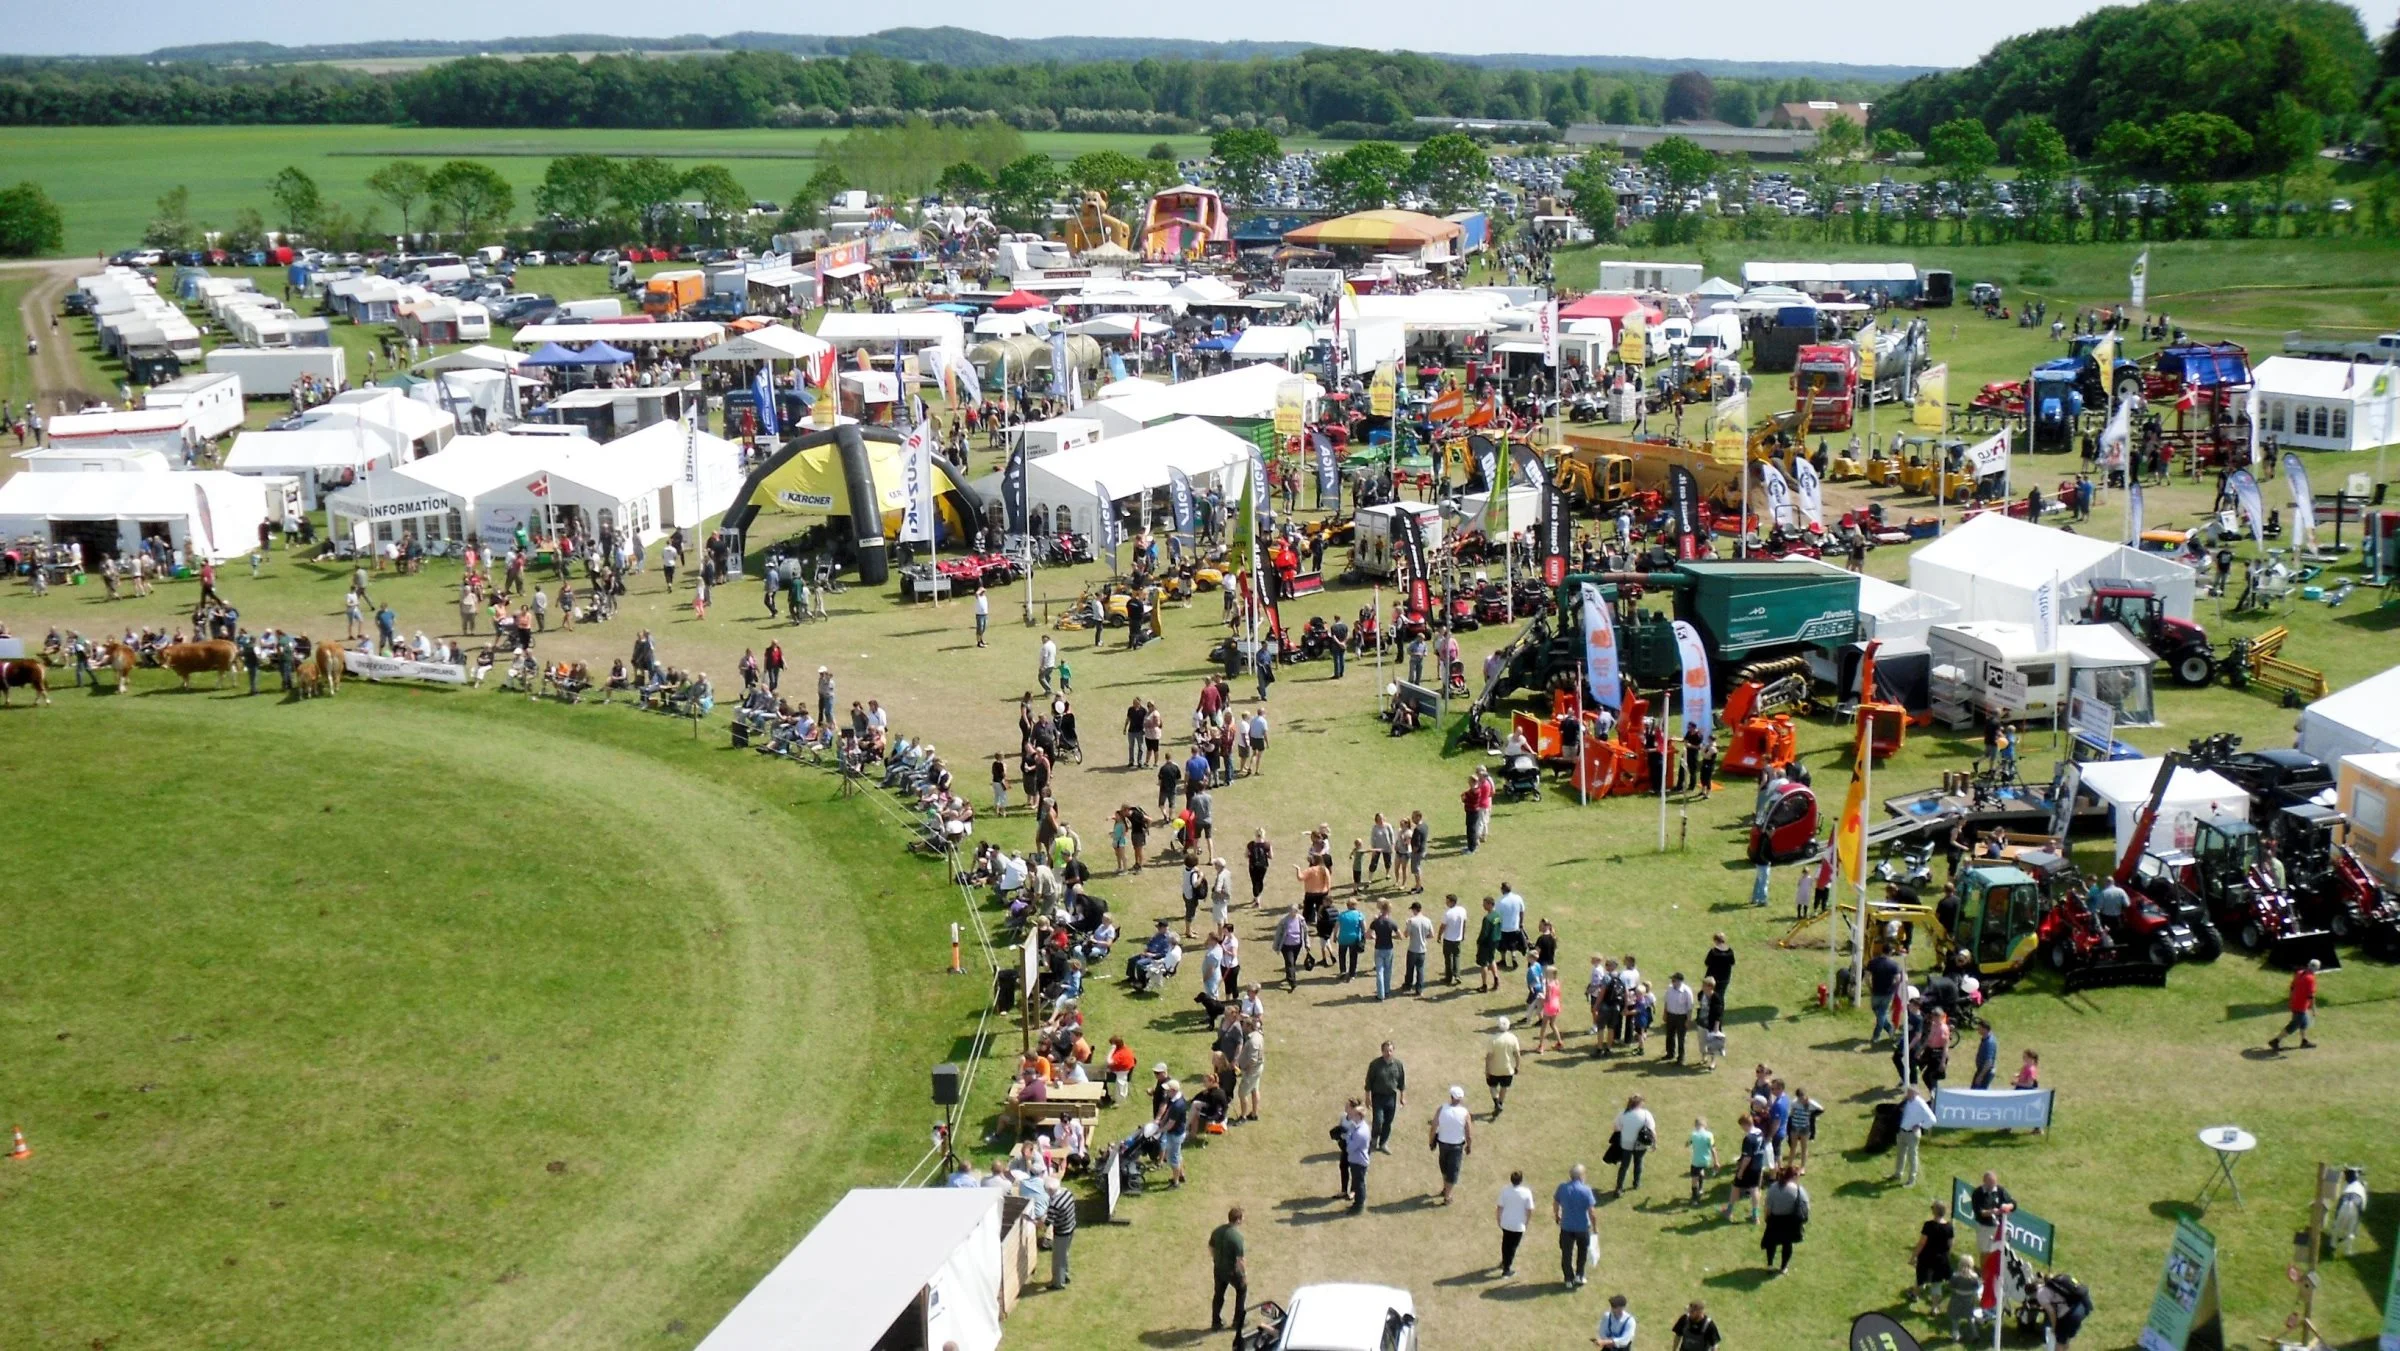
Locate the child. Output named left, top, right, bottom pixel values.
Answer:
left=2012, top=1048, right=2041, bottom=1089
left=1631, top=982, right=1656, bottom=1055
left=1536, top=970, right=1565, bottom=1052
left=1722, top=1120, right=1766, bottom=1222
left=1350, top=837, right=1369, bottom=894
left=1944, top=1254, right=1986, bottom=1344
left=1524, top=957, right=1548, bottom=1026
left=1784, top=1086, right=1821, bottom=1172
left=1687, top=1115, right=1716, bottom=1204
left=1056, top=656, right=1073, bottom=694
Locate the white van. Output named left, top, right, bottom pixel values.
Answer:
left=1352, top=501, right=1443, bottom=580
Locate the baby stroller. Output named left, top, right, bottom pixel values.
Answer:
left=1500, top=752, right=1543, bottom=801
left=1055, top=710, right=1083, bottom=764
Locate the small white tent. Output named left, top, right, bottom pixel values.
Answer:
left=1095, top=363, right=1323, bottom=422
left=694, top=1188, right=1006, bottom=1351
left=1911, top=512, right=2196, bottom=624
left=1791, top=558, right=1961, bottom=643
left=2079, top=757, right=2251, bottom=860
left=2297, top=664, right=2400, bottom=763
left=1020, top=416, right=1252, bottom=537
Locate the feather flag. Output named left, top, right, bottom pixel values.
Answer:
left=1791, top=455, right=1824, bottom=528
left=2229, top=468, right=2266, bottom=550
left=898, top=421, right=935, bottom=544
left=2285, top=451, right=2317, bottom=540
left=2127, top=479, right=2145, bottom=542
left=1580, top=582, right=1621, bottom=711
left=1672, top=620, right=1712, bottom=744
left=1835, top=718, right=1871, bottom=887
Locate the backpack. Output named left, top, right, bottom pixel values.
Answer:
left=2046, top=1274, right=2092, bottom=1317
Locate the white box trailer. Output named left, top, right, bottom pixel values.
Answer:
left=1352, top=500, right=1443, bottom=580
left=1008, top=416, right=1104, bottom=459
left=1928, top=620, right=2066, bottom=719
left=553, top=297, right=623, bottom=321
left=144, top=371, right=245, bottom=440
left=206, top=346, right=348, bottom=397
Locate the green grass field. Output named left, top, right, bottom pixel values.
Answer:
left=4, top=232, right=2400, bottom=1350
left=0, top=126, right=1244, bottom=258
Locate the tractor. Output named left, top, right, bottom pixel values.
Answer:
left=2176, top=817, right=2339, bottom=967
left=2262, top=800, right=2400, bottom=958
left=2020, top=848, right=2207, bottom=978
left=2080, top=582, right=2216, bottom=686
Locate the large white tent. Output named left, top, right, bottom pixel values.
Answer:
left=1021, top=416, right=1252, bottom=537
left=2297, top=664, right=2400, bottom=763
left=2250, top=356, right=2398, bottom=452
left=689, top=324, right=833, bottom=366
left=694, top=1188, right=1006, bottom=1351
left=816, top=311, right=967, bottom=366
left=0, top=468, right=273, bottom=564
left=1790, top=559, right=1963, bottom=643
left=223, top=427, right=402, bottom=508
left=1095, top=363, right=1323, bottom=423
left=1910, top=512, right=2196, bottom=624
left=2079, top=757, right=2251, bottom=860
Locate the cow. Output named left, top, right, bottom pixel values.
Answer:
left=159, top=640, right=238, bottom=690
left=1, top=659, right=51, bottom=706
left=99, top=640, right=136, bottom=692
left=310, top=642, right=342, bottom=696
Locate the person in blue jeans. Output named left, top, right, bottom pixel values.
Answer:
left=1336, top=900, right=1367, bottom=980
left=1342, top=1103, right=1373, bottom=1213
left=1554, top=1164, right=1598, bottom=1287
left=1369, top=902, right=1399, bottom=1000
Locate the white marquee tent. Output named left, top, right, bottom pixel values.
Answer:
left=0, top=468, right=272, bottom=564
left=2079, top=756, right=2251, bottom=860
left=2249, top=356, right=2398, bottom=452
left=1910, top=512, right=2196, bottom=624
left=1095, top=363, right=1323, bottom=423
left=2297, top=663, right=2400, bottom=763
left=1020, top=416, right=1252, bottom=537
left=693, top=1188, right=1005, bottom=1351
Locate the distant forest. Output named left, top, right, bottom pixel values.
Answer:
left=0, top=43, right=1889, bottom=136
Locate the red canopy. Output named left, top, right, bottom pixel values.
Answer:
left=990, top=289, right=1048, bottom=312
left=1560, top=293, right=1664, bottom=325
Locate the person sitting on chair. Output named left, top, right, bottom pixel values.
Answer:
left=1127, top=919, right=1178, bottom=987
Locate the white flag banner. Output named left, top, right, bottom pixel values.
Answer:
left=2285, top=451, right=2317, bottom=542
left=1791, top=455, right=1824, bottom=528
left=2129, top=249, right=2150, bottom=309
left=2032, top=574, right=2059, bottom=652
left=898, top=422, right=936, bottom=544
left=1758, top=460, right=1793, bottom=528
left=2097, top=393, right=2134, bottom=469
left=1537, top=298, right=1559, bottom=368
left=2245, top=383, right=2261, bottom=467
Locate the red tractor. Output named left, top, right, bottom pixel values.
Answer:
left=2262, top=800, right=2400, bottom=958
left=2081, top=583, right=2217, bottom=687
left=2020, top=847, right=2205, bottom=985
left=2174, top=817, right=2339, bottom=968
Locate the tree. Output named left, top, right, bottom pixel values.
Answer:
left=680, top=164, right=750, bottom=242
left=1604, top=88, right=1641, bottom=125
left=992, top=153, right=1061, bottom=231
left=1558, top=156, right=1620, bottom=243
left=1065, top=150, right=1151, bottom=204
left=1146, top=141, right=1176, bottom=162
left=2089, top=121, right=2152, bottom=241
left=1662, top=71, right=1715, bottom=123
left=2150, top=112, right=2253, bottom=184
left=2009, top=116, right=2072, bottom=240
left=1314, top=141, right=1412, bottom=213
left=611, top=156, right=689, bottom=239
left=806, top=162, right=850, bottom=205
left=425, top=160, right=514, bottom=240
left=1872, top=128, right=1918, bottom=160
left=936, top=161, right=995, bottom=202
left=269, top=166, right=323, bottom=240
left=223, top=208, right=268, bottom=254
left=1643, top=135, right=1717, bottom=245
left=2252, top=93, right=2320, bottom=211
left=142, top=184, right=197, bottom=251
left=1210, top=126, right=1283, bottom=205
left=364, top=161, right=431, bottom=239
left=0, top=181, right=65, bottom=257
left=1407, top=133, right=1490, bottom=212
left=531, top=154, right=613, bottom=227
left=1925, top=116, right=1997, bottom=239
left=1715, top=84, right=1758, bottom=128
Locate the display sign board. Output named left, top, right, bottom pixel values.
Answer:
left=341, top=650, right=468, bottom=685
left=1951, top=1177, right=2057, bottom=1267
left=2138, top=1217, right=2222, bottom=1351
left=1932, top=1087, right=2056, bottom=1132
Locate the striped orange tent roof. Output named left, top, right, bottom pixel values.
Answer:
left=1282, top=210, right=1464, bottom=249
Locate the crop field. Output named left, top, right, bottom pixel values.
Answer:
left=2, top=230, right=2398, bottom=1350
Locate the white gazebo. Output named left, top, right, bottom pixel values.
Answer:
left=2250, top=356, right=2397, bottom=452
left=1911, top=512, right=2196, bottom=624
left=1017, top=416, right=1253, bottom=537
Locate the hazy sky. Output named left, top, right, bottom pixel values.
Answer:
left=22, top=0, right=2397, bottom=67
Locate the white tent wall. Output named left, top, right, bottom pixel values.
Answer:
left=0, top=469, right=269, bottom=565
left=2336, top=752, right=2400, bottom=888
left=1789, top=557, right=1962, bottom=644
left=693, top=1188, right=1005, bottom=1351
left=224, top=428, right=399, bottom=508
left=1909, top=512, right=2196, bottom=624
left=2061, top=622, right=2159, bottom=726
left=2297, top=664, right=2400, bottom=763
left=1022, top=416, right=1251, bottom=537
left=2079, top=758, right=2251, bottom=860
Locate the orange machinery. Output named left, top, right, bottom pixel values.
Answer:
left=1718, top=677, right=1800, bottom=778
left=1853, top=640, right=1906, bottom=761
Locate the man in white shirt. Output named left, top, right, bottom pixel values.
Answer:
left=1440, top=895, right=1470, bottom=986
left=1039, top=634, right=1057, bottom=692
left=1493, top=884, right=1527, bottom=969
left=1403, top=902, right=1436, bottom=996
left=1661, top=973, right=1697, bottom=1064
left=1428, top=1086, right=1474, bottom=1204
left=1595, top=1294, right=1638, bottom=1351
left=1495, top=1169, right=1536, bottom=1277
left=1892, top=1084, right=1938, bottom=1185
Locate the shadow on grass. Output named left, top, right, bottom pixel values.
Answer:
left=2149, top=1198, right=2205, bottom=1223
left=1813, top=1037, right=1875, bottom=1052
left=1837, top=1179, right=1899, bottom=1199
left=1702, top=1267, right=1777, bottom=1291
left=2224, top=1001, right=2286, bottom=1021
left=1725, top=1004, right=1781, bottom=1026
left=1135, top=1326, right=1222, bottom=1347
left=1478, top=1281, right=1553, bottom=1301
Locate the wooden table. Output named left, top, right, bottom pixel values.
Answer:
left=1006, top=1082, right=1105, bottom=1134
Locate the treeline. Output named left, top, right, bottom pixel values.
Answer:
left=1874, top=0, right=2380, bottom=168
left=0, top=47, right=1878, bottom=133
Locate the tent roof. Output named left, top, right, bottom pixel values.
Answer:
left=1096, top=363, right=1320, bottom=421
left=513, top=321, right=726, bottom=347
left=1171, top=276, right=1240, bottom=305
left=225, top=427, right=392, bottom=472
left=1230, top=326, right=1312, bottom=360
left=989, top=289, right=1048, bottom=312
left=47, top=408, right=189, bottom=438
left=1067, top=313, right=1144, bottom=338
left=1912, top=512, right=2131, bottom=587
left=1029, top=416, right=1255, bottom=499
left=690, top=325, right=832, bottom=364
left=0, top=468, right=263, bottom=526
left=415, top=344, right=524, bottom=374
left=2060, top=622, right=2155, bottom=667
left=2302, top=664, right=2400, bottom=754
left=1695, top=275, right=1744, bottom=297
left=1559, top=293, right=1664, bottom=324
left=2251, top=356, right=2381, bottom=401
left=817, top=312, right=965, bottom=348
left=339, top=434, right=581, bottom=504
left=1285, top=210, right=1463, bottom=249
left=2079, top=758, right=2247, bottom=812
left=692, top=1188, right=1001, bottom=1351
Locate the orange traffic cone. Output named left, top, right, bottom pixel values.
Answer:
left=7, top=1126, right=28, bottom=1160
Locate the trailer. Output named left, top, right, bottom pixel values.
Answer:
left=204, top=346, right=348, bottom=397
left=142, top=371, right=244, bottom=440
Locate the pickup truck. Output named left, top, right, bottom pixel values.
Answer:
left=2284, top=332, right=2400, bottom=363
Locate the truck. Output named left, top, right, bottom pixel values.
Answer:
left=1921, top=269, right=1955, bottom=308
left=642, top=269, right=706, bottom=317
left=1350, top=501, right=1444, bottom=580
left=2283, top=331, right=2400, bottom=363
left=1792, top=343, right=1859, bottom=431
left=1746, top=304, right=1828, bottom=374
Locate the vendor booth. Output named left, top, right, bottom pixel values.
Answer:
left=2250, top=357, right=2397, bottom=452
left=2079, top=757, right=2251, bottom=859
left=1911, top=512, right=2197, bottom=624
left=723, top=424, right=984, bottom=584
left=1928, top=621, right=2065, bottom=719
left=2297, top=664, right=2400, bottom=762
left=2062, top=622, right=2160, bottom=727
left=693, top=1188, right=1009, bottom=1351
left=1017, top=416, right=1252, bottom=539
left=0, top=468, right=272, bottom=565
left=323, top=434, right=567, bottom=553
left=224, top=427, right=402, bottom=508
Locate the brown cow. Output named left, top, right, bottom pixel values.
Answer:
left=310, top=642, right=342, bottom=696
left=1, top=659, right=51, bottom=706
left=100, top=640, right=137, bottom=692
left=160, top=640, right=238, bottom=690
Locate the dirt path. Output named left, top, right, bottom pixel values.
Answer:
left=6, top=257, right=107, bottom=413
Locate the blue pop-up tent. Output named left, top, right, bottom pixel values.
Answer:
left=522, top=340, right=634, bottom=367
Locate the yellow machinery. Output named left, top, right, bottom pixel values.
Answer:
left=1860, top=454, right=1899, bottom=486
left=1828, top=453, right=1866, bottom=482
left=1555, top=433, right=1746, bottom=511
left=1897, top=455, right=1935, bottom=493
left=1061, top=191, right=1132, bottom=253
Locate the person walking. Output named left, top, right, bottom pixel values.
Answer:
left=1595, top=1294, right=1637, bottom=1351
left=2268, top=959, right=2321, bottom=1051
left=1429, top=1085, right=1474, bottom=1204
left=1038, top=634, right=1057, bottom=693
left=1686, top=1116, right=1716, bottom=1204
left=1209, top=1207, right=1247, bottom=1334
left=1496, top=1169, right=1536, bottom=1277
left=1440, top=894, right=1468, bottom=986
left=1554, top=1163, right=1599, bottom=1288
left=1247, top=829, right=1274, bottom=909
left=1661, top=972, right=1695, bottom=1063
left=1485, top=1015, right=1522, bottom=1118
left=1476, top=897, right=1503, bottom=992
left=1365, top=1042, right=1406, bottom=1152
left=1611, top=1095, right=1658, bottom=1193
left=1046, top=1180, right=1077, bottom=1288
left=1369, top=901, right=1399, bottom=1000
left=973, top=585, right=989, bottom=647
left=1124, top=696, right=1146, bottom=768
left=1760, top=1164, right=1810, bottom=1274
left=1335, top=900, right=1366, bottom=982
left=1403, top=901, right=1435, bottom=995
left=1970, top=1022, right=2000, bottom=1090
left=1912, top=1200, right=1958, bottom=1306
left=1341, top=1102, right=1373, bottom=1214
left=1670, top=1302, right=1722, bottom=1351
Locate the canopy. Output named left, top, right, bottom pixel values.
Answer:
left=1095, top=363, right=1322, bottom=422
left=989, top=289, right=1048, bottom=312
left=1021, top=416, right=1253, bottom=537
left=513, top=321, right=727, bottom=348
left=692, top=1188, right=1003, bottom=1351
left=1229, top=326, right=1313, bottom=363
left=690, top=325, right=832, bottom=365
left=1067, top=313, right=1145, bottom=338
left=1695, top=276, right=1744, bottom=298
left=0, top=468, right=270, bottom=564
left=2298, top=664, right=2400, bottom=763
left=1910, top=512, right=2196, bottom=625
left=415, top=344, right=524, bottom=374
left=1285, top=210, right=1463, bottom=250
left=2062, top=621, right=2159, bottom=727
left=522, top=341, right=631, bottom=368
left=1560, top=293, right=1664, bottom=325
left=2079, top=758, right=2250, bottom=860
left=225, top=427, right=397, bottom=475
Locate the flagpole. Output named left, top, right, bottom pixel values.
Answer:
left=1848, top=729, right=1873, bottom=1007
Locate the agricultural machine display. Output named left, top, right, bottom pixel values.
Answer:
left=2167, top=817, right=2339, bottom=967
left=2080, top=583, right=2217, bottom=686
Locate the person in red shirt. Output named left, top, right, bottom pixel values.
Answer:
left=2267, top=959, right=2321, bottom=1052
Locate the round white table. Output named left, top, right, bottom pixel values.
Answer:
left=2196, top=1125, right=2256, bottom=1211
